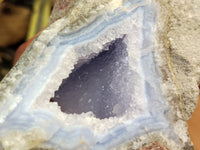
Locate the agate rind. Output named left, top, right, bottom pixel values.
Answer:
left=0, top=0, right=198, bottom=149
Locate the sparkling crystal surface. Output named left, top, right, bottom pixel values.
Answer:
left=0, top=0, right=192, bottom=149
left=52, top=37, right=136, bottom=119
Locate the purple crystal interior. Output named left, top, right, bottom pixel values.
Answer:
left=52, top=37, right=136, bottom=119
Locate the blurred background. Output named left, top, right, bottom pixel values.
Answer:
left=0, top=0, right=56, bottom=80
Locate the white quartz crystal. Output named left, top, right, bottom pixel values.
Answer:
left=0, top=0, right=199, bottom=149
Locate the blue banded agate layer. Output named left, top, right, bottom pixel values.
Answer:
left=0, top=0, right=178, bottom=149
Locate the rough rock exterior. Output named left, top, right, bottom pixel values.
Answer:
left=0, top=0, right=199, bottom=150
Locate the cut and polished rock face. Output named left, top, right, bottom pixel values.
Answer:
left=0, top=0, right=199, bottom=150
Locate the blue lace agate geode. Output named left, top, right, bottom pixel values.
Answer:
left=0, top=0, right=191, bottom=149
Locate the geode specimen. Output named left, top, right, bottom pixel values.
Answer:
left=0, top=0, right=199, bottom=150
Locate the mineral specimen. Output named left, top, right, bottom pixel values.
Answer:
left=0, top=0, right=199, bottom=150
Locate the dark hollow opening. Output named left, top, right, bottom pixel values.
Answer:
left=51, top=36, right=135, bottom=119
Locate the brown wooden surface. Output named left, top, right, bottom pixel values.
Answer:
left=0, top=2, right=30, bottom=47
left=188, top=95, right=200, bottom=150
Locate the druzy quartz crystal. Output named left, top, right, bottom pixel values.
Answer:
left=0, top=0, right=199, bottom=149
